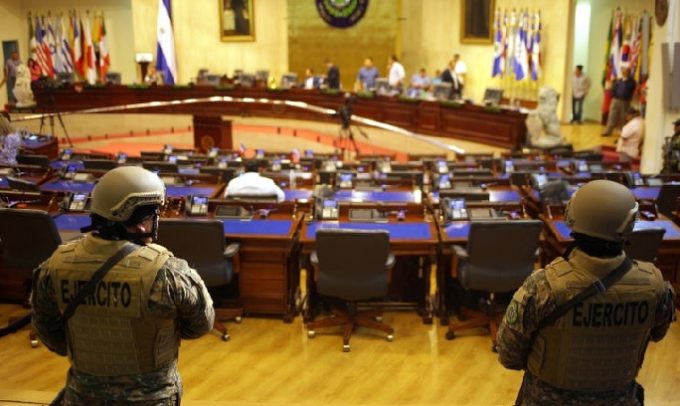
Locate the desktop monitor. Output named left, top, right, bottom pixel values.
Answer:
left=433, top=83, right=452, bottom=101
left=255, top=70, right=269, bottom=82
left=375, top=78, right=390, bottom=95
left=105, top=72, right=121, bottom=85
left=280, top=73, right=298, bottom=89
left=203, top=74, right=221, bottom=86
left=483, top=88, right=503, bottom=106
left=142, top=161, right=180, bottom=173
left=240, top=74, right=256, bottom=87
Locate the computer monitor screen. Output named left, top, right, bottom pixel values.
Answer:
left=280, top=73, right=298, bottom=89
left=449, top=198, right=465, bottom=209
left=433, top=83, right=452, bottom=100
left=375, top=78, right=389, bottom=95
left=323, top=199, right=338, bottom=208
left=483, top=88, right=503, bottom=106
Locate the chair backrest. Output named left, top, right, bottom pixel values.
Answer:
left=656, top=184, right=680, bottom=218
left=315, top=229, right=390, bottom=301
left=227, top=194, right=279, bottom=203
left=156, top=219, right=230, bottom=287
left=625, top=228, right=665, bottom=262
left=83, top=159, right=118, bottom=171
left=461, top=220, right=542, bottom=292
left=538, top=180, right=569, bottom=205
left=0, top=209, right=61, bottom=275
left=16, top=154, right=50, bottom=168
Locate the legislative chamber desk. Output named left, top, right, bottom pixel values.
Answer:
left=50, top=208, right=303, bottom=321
left=31, top=85, right=528, bottom=149
left=541, top=216, right=680, bottom=290
left=299, top=193, right=438, bottom=323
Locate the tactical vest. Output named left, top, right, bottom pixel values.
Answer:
left=527, top=256, right=665, bottom=392
left=46, top=235, right=179, bottom=377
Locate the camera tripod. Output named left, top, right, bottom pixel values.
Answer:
left=337, top=125, right=369, bottom=161
left=39, top=111, right=73, bottom=148
left=38, top=80, right=73, bottom=147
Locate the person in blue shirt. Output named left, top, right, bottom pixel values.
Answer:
left=356, top=57, right=379, bottom=91
left=407, top=68, right=431, bottom=98
left=602, top=67, right=637, bottom=136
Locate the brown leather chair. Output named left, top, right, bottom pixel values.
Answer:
left=446, top=220, right=542, bottom=351
left=307, top=229, right=395, bottom=352
left=157, top=219, right=242, bottom=341
left=0, top=209, right=62, bottom=347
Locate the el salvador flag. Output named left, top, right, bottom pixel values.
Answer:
left=156, top=0, right=178, bottom=85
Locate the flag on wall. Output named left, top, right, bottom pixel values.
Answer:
left=601, top=8, right=652, bottom=87
left=491, top=9, right=505, bottom=77
left=99, top=16, right=110, bottom=79
left=490, top=9, right=541, bottom=82
left=156, top=0, right=178, bottom=85
left=73, top=16, right=84, bottom=78
left=34, top=18, right=54, bottom=78
left=59, top=15, right=74, bottom=74
left=81, top=14, right=97, bottom=84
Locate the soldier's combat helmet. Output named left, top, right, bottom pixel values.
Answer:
left=565, top=180, right=638, bottom=242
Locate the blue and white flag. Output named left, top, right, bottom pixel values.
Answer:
left=156, top=0, right=177, bottom=84
left=529, top=11, right=541, bottom=81
left=513, top=11, right=529, bottom=81
left=491, top=9, right=505, bottom=78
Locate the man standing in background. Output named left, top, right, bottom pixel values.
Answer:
left=571, top=65, right=591, bottom=124
left=602, top=67, right=636, bottom=136
left=452, top=53, right=467, bottom=96
left=325, top=59, right=340, bottom=90
left=387, top=55, right=405, bottom=92
left=356, top=57, right=379, bottom=91
left=3, top=51, right=21, bottom=104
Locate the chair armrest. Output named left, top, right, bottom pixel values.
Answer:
left=385, top=253, right=396, bottom=270
left=224, top=242, right=241, bottom=258
left=310, top=251, right=319, bottom=267
left=452, top=245, right=468, bottom=260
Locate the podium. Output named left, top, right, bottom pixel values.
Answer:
left=193, top=115, right=233, bottom=152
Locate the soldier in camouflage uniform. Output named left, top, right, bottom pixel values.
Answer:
left=497, top=180, right=676, bottom=406
left=32, top=166, right=215, bottom=405
left=662, top=118, right=680, bottom=173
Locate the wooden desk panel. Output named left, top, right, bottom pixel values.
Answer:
left=30, top=86, right=528, bottom=149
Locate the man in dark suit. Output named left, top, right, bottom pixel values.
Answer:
left=325, top=59, right=340, bottom=90
left=440, top=61, right=461, bottom=99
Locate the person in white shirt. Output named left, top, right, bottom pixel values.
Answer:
left=616, top=108, right=644, bottom=159
left=452, top=54, right=467, bottom=95
left=571, top=65, right=591, bottom=124
left=387, top=55, right=405, bottom=91
left=303, top=68, right=319, bottom=89
left=224, top=160, right=285, bottom=202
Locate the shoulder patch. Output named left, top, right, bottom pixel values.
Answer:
left=506, top=301, right=519, bottom=325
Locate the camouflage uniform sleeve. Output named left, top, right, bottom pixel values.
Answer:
left=30, top=266, right=68, bottom=356
left=650, top=280, right=676, bottom=342
left=150, top=257, right=215, bottom=339
left=497, top=270, right=556, bottom=370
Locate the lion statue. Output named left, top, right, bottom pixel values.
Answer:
left=12, top=64, right=36, bottom=108
left=526, top=86, right=565, bottom=149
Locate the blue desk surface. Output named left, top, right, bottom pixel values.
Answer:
left=284, top=189, right=313, bottom=201
left=40, top=181, right=216, bottom=198
left=334, top=190, right=419, bottom=203
left=53, top=213, right=90, bottom=231
left=42, top=180, right=95, bottom=193
left=0, top=177, right=8, bottom=188
left=50, top=161, right=84, bottom=170
left=305, top=221, right=432, bottom=240
left=554, top=219, right=680, bottom=240
left=221, top=219, right=293, bottom=236
left=444, top=222, right=471, bottom=239
left=632, top=187, right=660, bottom=200
left=165, top=185, right=216, bottom=198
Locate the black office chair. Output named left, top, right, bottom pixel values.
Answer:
left=307, top=229, right=395, bottom=352
left=83, top=159, right=118, bottom=171
left=655, top=184, right=680, bottom=219
left=0, top=209, right=62, bottom=347
left=156, top=219, right=242, bottom=341
left=446, top=220, right=542, bottom=350
left=625, top=228, right=666, bottom=262
left=227, top=193, right=279, bottom=203
left=439, top=189, right=490, bottom=201
left=538, top=180, right=569, bottom=205
left=16, top=154, right=50, bottom=169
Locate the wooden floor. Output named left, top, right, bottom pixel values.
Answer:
left=0, top=302, right=678, bottom=405
left=10, top=113, right=616, bottom=158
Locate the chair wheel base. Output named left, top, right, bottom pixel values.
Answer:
left=235, top=316, right=242, bottom=323
left=386, top=334, right=394, bottom=342
left=221, top=334, right=230, bottom=342
left=374, top=316, right=383, bottom=322
left=30, top=340, right=39, bottom=348
left=342, top=344, right=350, bottom=352
left=445, top=331, right=455, bottom=340
left=307, top=330, right=316, bottom=338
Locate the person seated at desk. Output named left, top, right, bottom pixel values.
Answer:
left=303, top=68, right=321, bottom=90
left=407, top=68, right=431, bottom=98
left=616, top=108, right=644, bottom=159
left=224, top=160, right=285, bottom=202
